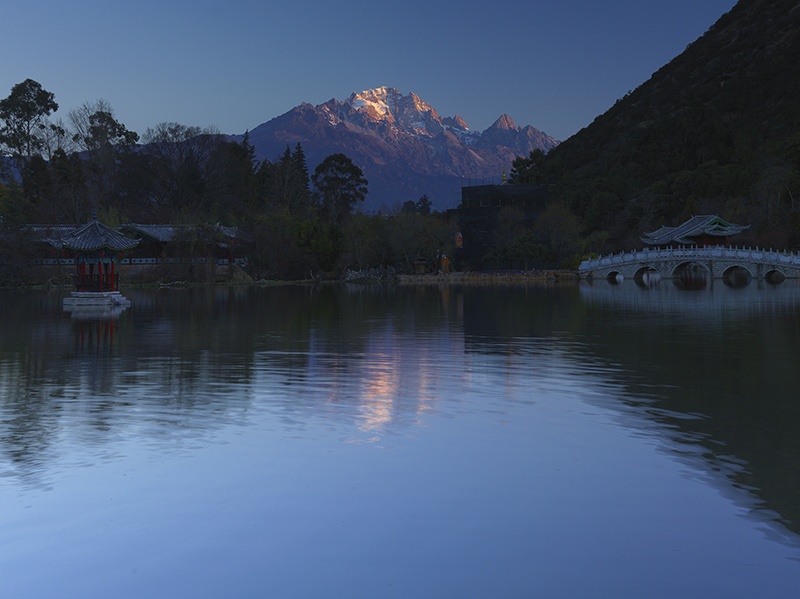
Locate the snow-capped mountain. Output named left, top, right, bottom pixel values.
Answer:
left=243, top=86, right=558, bottom=211
left=344, top=87, right=480, bottom=144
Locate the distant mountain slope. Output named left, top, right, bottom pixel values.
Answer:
left=241, top=87, right=558, bottom=211
left=536, top=0, right=800, bottom=250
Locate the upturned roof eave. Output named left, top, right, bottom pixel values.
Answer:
left=641, top=215, right=749, bottom=246
left=59, top=219, right=139, bottom=252
left=60, top=240, right=140, bottom=252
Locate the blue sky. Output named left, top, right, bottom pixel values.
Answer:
left=3, top=0, right=737, bottom=141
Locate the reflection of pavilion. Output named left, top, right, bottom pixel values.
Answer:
left=68, top=302, right=129, bottom=320
left=72, top=311, right=124, bottom=352
left=54, top=214, right=139, bottom=310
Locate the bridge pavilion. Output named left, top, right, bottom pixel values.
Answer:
left=579, top=214, right=800, bottom=282
left=641, top=215, right=750, bottom=247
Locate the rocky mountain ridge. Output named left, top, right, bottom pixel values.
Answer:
left=241, top=86, right=558, bottom=211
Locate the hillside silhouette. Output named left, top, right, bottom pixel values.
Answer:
left=523, top=0, right=800, bottom=252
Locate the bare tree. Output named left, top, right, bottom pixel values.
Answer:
left=142, top=122, right=227, bottom=220
left=68, top=99, right=115, bottom=152
left=66, top=99, right=139, bottom=214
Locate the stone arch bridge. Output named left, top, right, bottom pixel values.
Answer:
left=579, top=245, right=800, bottom=282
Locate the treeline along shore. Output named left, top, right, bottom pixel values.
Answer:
left=1, top=79, right=586, bottom=286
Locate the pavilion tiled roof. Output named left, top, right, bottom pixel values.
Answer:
left=121, top=224, right=179, bottom=243
left=641, top=215, right=749, bottom=246
left=27, top=224, right=80, bottom=246
left=122, top=223, right=254, bottom=244
left=58, top=217, right=139, bottom=252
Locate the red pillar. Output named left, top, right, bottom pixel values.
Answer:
left=110, top=260, right=116, bottom=291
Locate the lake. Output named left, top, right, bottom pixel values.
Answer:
left=1, top=280, right=799, bottom=598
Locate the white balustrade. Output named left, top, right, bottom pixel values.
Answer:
left=579, top=244, right=800, bottom=273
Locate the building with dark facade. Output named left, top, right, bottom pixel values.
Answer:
left=454, top=183, right=549, bottom=270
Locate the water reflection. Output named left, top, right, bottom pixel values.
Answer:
left=1, top=282, right=799, bottom=594
left=451, top=281, right=800, bottom=539
left=0, top=286, right=466, bottom=481
left=576, top=280, right=800, bottom=535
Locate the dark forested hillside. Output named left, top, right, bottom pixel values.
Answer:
left=524, top=0, right=800, bottom=252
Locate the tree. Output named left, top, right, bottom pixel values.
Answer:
left=68, top=100, right=139, bottom=214
left=386, top=210, right=457, bottom=273
left=416, top=194, right=432, bottom=215
left=341, top=213, right=389, bottom=270
left=77, top=108, right=139, bottom=152
left=533, top=202, right=581, bottom=267
left=41, top=118, right=69, bottom=159
left=49, top=148, right=88, bottom=222
left=291, top=143, right=310, bottom=197
left=401, top=200, right=417, bottom=214
left=140, top=122, right=227, bottom=221
left=264, top=144, right=312, bottom=217
left=487, top=206, right=529, bottom=269
left=509, top=149, right=545, bottom=185
left=312, top=153, right=368, bottom=226
left=19, top=155, right=51, bottom=220
left=0, top=79, right=59, bottom=166
left=401, top=195, right=433, bottom=215
left=222, top=131, right=262, bottom=220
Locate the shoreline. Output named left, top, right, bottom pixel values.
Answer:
left=1, top=269, right=580, bottom=290
left=396, top=270, right=579, bottom=285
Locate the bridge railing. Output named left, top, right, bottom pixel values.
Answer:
left=579, top=245, right=800, bottom=272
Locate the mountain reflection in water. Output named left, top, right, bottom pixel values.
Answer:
left=0, top=282, right=799, bottom=597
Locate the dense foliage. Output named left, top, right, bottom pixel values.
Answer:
left=13, top=0, right=793, bottom=281
left=512, top=0, right=800, bottom=254
left=0, top=83, right=460, bottom=280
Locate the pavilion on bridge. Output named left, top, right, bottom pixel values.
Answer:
left=641, top=215, right=750, bottom=248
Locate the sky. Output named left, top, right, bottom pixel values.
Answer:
left=3, top=0, right=738, bottom=142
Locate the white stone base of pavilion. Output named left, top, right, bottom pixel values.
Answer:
left=63, top=291, right=131, bottom=310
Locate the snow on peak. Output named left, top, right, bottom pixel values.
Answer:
left=347, top=87, right=440, bottom=131
left=348, top=86, right=394, bottom=120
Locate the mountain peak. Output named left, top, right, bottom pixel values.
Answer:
left=444, top=114, right=469, bottom=130
left=491, top=114, right=517, bottom=130
left=347, top=86, right=439, bottom=130
left=347, top=86, right=397, bottom=120
left=245, top=87, right=558, bottom=210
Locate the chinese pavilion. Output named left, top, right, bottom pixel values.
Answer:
left=641, top=215, right=750, bottom=248
left=56, top=214, right=139, bottom=294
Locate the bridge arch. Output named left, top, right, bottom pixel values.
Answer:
left=606, top=270, right=623, bottom=284
left=633, top=265, right=659, bottom=279
left=765, top=269, right=786, bottom=284
left=633, top=266, right=661, bottom=287
left=579, top=246, right=800, bottom=282
left=722, top=265, right=753, bottom=287
left=671, top=261, right=710, bottom=279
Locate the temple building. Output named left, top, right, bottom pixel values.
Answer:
left=119, top=223, right=252, bottom=265
left=641, top=215, right=750, bottom=248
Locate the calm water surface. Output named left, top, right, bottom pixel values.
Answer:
left=1, top=281, right=799, bottom=598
